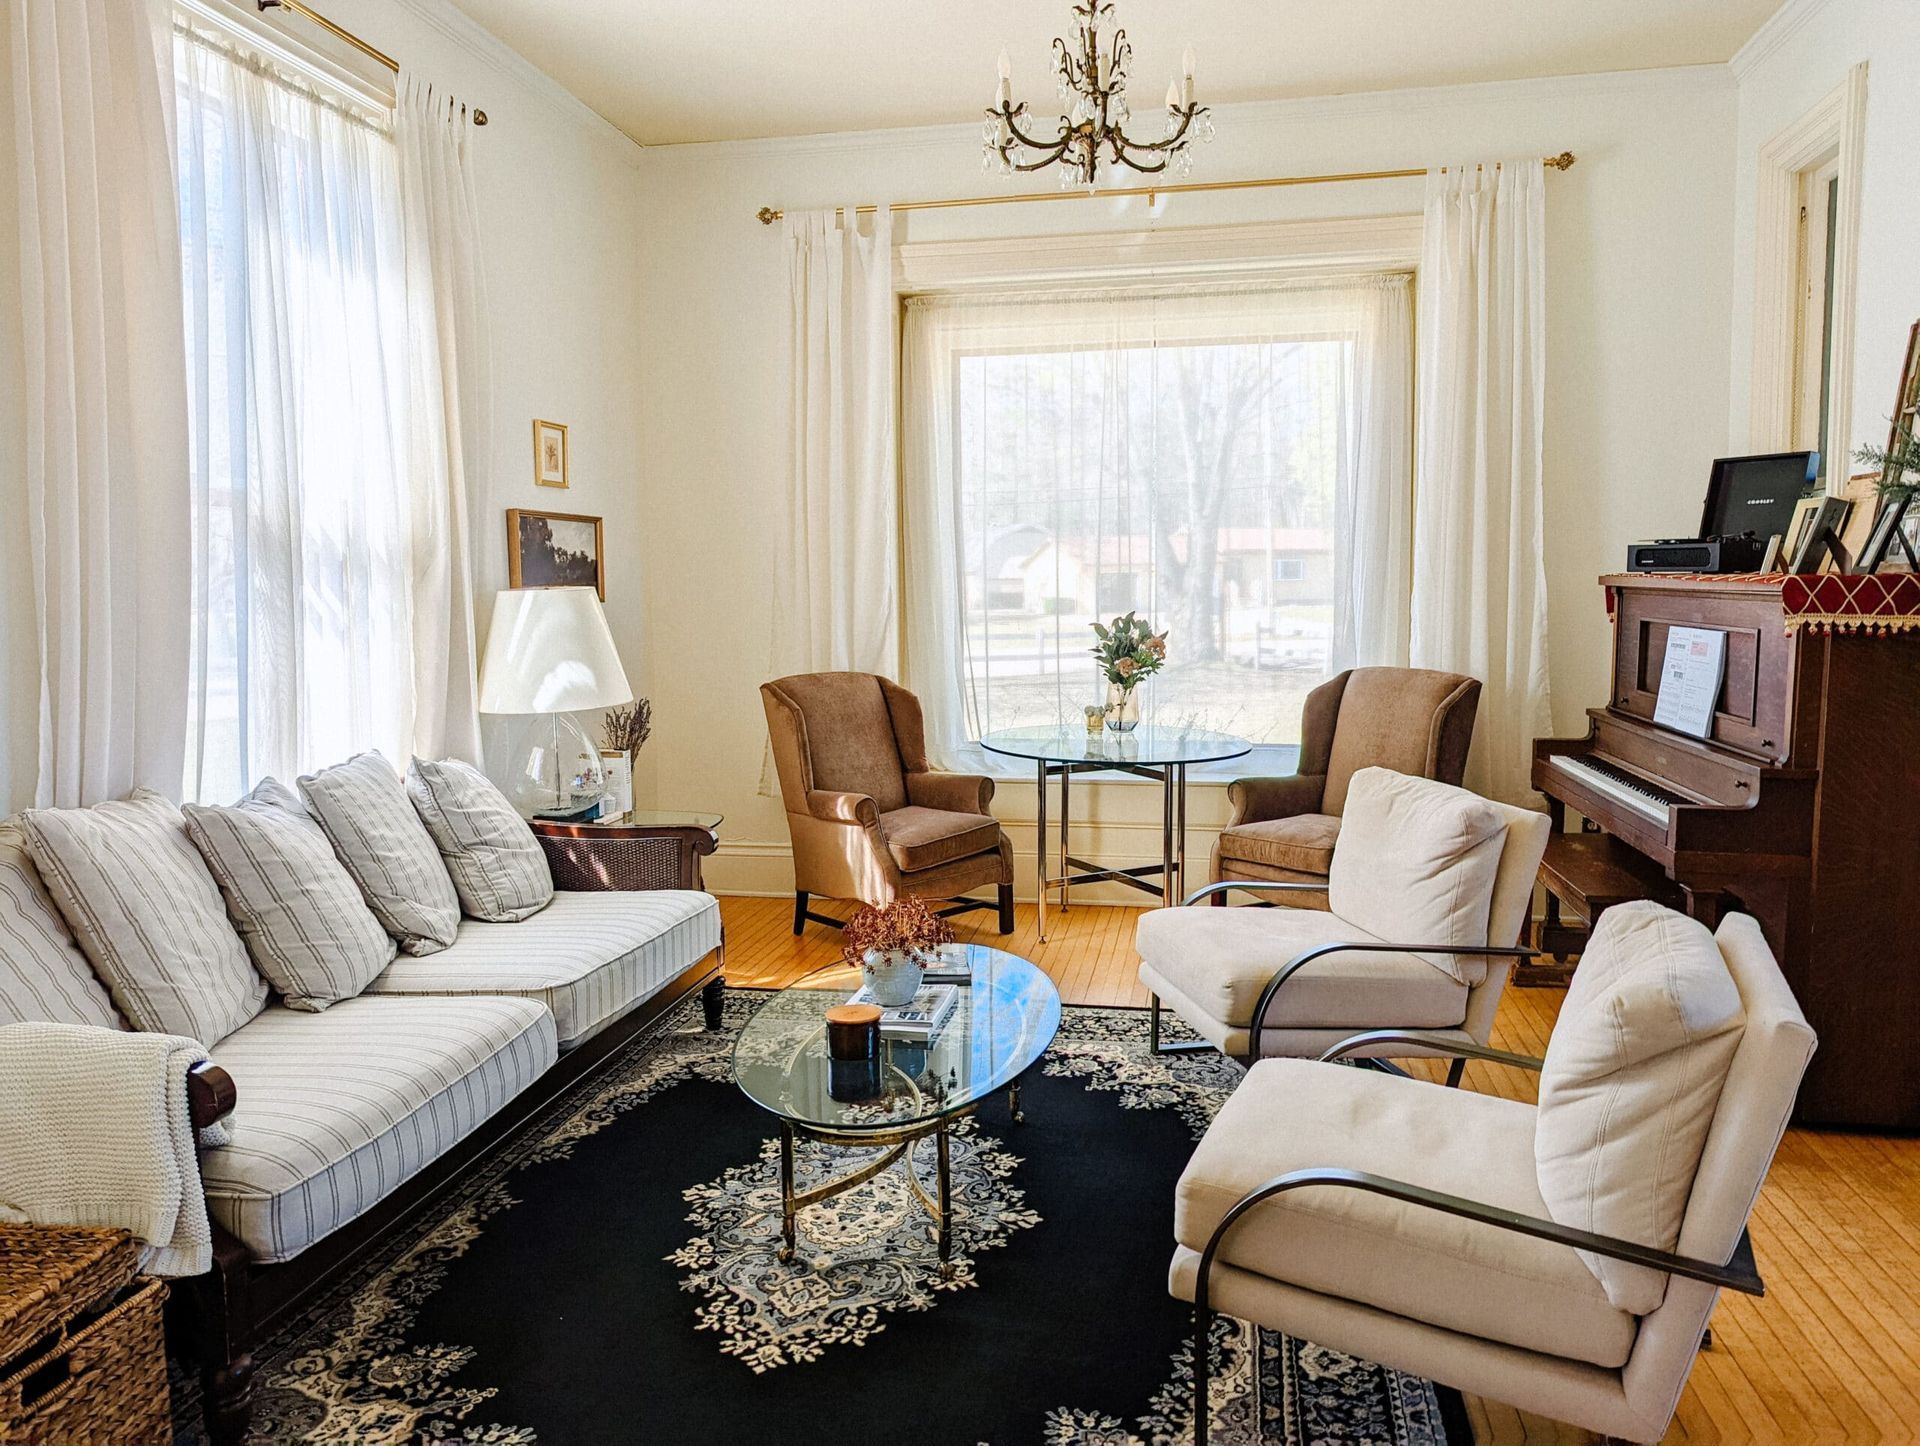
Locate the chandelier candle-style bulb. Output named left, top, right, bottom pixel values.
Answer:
left=981, top=0, right=1211, bottom=188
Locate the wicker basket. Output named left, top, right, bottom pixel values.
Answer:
left=0, top=1225, right=169, bottom=1444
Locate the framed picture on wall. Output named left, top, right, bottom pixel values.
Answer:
left=508, top=508, right=604, bottom=600
left=533, top=419, right=569, bottom=488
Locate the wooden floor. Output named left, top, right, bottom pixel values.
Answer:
left=717, top=893, right=1920, bottom=1445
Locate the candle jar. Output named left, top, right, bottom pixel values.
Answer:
left=825, top=1003, right=882, bottom=1061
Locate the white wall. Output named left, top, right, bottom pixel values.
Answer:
left=1727, top=0, right=1920, bottom=461
left=0, top=0, right=652, bottom=811
left=634, top=67, right=1740, bottom=896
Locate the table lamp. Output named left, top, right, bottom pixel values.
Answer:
left=478, top=587, right=633, bottom=819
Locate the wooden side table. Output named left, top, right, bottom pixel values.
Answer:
left=529, top=809, right=722, bottom=893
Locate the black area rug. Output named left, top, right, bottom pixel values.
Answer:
left=178, top=993, right=1466, bottom=1444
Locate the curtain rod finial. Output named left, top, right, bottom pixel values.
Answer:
left=757, top=206, right=781, bottom=226
left=1546, top=151, right=1576, bottom=171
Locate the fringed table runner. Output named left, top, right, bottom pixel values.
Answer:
left=1604, top=573, right=1920, bottom=634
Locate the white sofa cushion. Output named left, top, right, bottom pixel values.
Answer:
left=1326, top=767, right=1505, bottom=983
left=1176, top=1056, right=1638, bottom=1369
left=1536, top=901, right=1745, bottom=1313
left=361, top=889, right=721, bottom=1048
left=0, top=819, right=124, bottom=1030
left=201, top=994, right=556, bottom=1263
left=183, top=779, right=397, bottom=1011
left=1136, top=903, right=1468, bottom=1056
left=23, top=790, right=267, bottom=1046
left=298, top=752, right=460, bottom=956
left=406, top=758, right=553, bottom=923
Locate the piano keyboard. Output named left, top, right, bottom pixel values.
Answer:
left=1548, top=754, right=1686, bottom=825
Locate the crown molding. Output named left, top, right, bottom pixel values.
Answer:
left=644, top=62, right=1731, bottom=165
left=1730, top=0, right=1835, bottom=80
left=380, top=0, right=646, bottom=164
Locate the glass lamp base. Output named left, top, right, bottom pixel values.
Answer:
left=507, top=713, right=607, bottom=818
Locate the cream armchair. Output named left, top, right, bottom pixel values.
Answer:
left=1173, top=904, right=1815, bottom=1444
left=761, top=671, right=1013, bottom=934
left=1139, top=767, right=1549, bottom=1073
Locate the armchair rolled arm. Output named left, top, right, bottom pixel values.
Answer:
left=1182, top=880, right=1329, bottom=907
left=1249, top=941, right=1537, bottom=1060
left=805, top=789, right=881, bottom=828
left=188, top=1061, right=236, bottom=1131
left=905, top=771, right=995, bottom=815
left=1319, top=1029, right=1545, bottom=1073
left=1225, top=773, right=1326, bottom=827
left=1195, top=1167, right=1764, bottom=1316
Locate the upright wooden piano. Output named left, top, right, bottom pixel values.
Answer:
left=1535, top=573, right=1920, bottom=1130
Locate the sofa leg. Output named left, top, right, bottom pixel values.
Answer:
left=194, top=1230, right=255, bottom=1446
left=701, top=974, right=726, bottom=1031
left=996, top=882, right=1014, bottom=934
left=793, top=890, right=809, bottom=935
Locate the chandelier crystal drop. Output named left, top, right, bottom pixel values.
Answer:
left=984, top=0, right=1212, bottom=188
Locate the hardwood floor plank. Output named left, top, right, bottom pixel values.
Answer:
left=711, top=895, right=1920, bottom=1444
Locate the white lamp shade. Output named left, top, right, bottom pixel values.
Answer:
left=478, top=588, right=633, bottom=715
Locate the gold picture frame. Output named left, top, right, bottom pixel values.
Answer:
left=533, top=419, right=569, bottom=489
left=507, top=508, right=605, bottom=600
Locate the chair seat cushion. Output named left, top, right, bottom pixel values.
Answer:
left=361, top=890, right=721, bottom=1048
left=1136, top=904, right=1470, bottom=1037
left=1217, top=813, right=1341, bottom=875
left=879, top=806, right=1001, bottom=873
left=202, top=995, right=557, bottom=1263
left=1176, top=1058, right=1639, bottom=1369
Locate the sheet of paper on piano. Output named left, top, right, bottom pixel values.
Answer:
left=1651, top=625, right=1727, bottom=739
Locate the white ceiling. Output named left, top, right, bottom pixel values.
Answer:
left=443, top=0, right=1780, bottom=147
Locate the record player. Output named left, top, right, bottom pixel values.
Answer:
left=1626, top=451, right=1816, bottom=573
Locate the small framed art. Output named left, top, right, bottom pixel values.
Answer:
left=508, top=508, right=604, bottom=599
left=533, top=419, right=569, bottom=488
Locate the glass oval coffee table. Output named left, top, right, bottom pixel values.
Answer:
left=732, top=945, right=1061, bottom=1269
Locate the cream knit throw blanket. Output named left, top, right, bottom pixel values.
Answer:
left=0, top=1022, right=222, bottom=1276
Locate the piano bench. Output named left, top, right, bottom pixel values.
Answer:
left=1527, top=831, right=1688, bottom=984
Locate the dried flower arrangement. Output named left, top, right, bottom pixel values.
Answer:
left=601, top=698, right=653, bottom=756
left=840, top=897, right=955, bottom=967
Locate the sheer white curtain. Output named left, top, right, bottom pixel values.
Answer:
left=1412, top=160, right=1551, bottom=803
left=11, top=0, right=191, bottom=806
left=395, top=72, right=487, bottom=765
left=902, top=276, right=1413, bottom=771
left=773, top=206, right=899, bottom=681
left=176, top=24, right=414, bottom=802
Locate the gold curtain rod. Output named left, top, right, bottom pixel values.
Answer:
left=755, top=151, right=1574, bottom=225
left=256, top=0, right=488, bottom=124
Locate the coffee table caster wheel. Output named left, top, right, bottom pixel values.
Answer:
left=778, top=1245, right=794, bottom=1264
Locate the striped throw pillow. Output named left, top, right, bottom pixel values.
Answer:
left=406, top=758, right=554, bottom=923
left=22, top=790, right=269, bottom=1046
left=298, top=752, right=460, bottom=955
left=184, top=778, right=399, bottom=1010
left=0, top=818, right=124, bottom=1030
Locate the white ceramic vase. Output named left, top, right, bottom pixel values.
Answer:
left=861, top=948, right=925, bottom=1007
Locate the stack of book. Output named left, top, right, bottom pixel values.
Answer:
left=845, top=983, right=959, bottom=1041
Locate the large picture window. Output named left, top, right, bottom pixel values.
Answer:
left=902, top=276, right=1413, bottom=770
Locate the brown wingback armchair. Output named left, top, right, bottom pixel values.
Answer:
left=762, top=672, right=1014, bottom=934
left=1211, top=667, right=1481, bottom=907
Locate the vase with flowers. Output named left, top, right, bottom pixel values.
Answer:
left=841, top=897, right=956, bottom=1007
left=1090, top=611, right=1167, bottom=732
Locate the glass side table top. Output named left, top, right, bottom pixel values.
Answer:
left=978, top=725, right=1253, bottom=766
left=732, top=945, right=1061, bottom=1134
left=549, top=808, right=723, bottom=831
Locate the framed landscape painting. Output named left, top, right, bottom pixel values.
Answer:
left=508, top=508, right=604, bottom=600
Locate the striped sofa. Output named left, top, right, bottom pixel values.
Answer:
left=0, top=817, right=724, bottom=1443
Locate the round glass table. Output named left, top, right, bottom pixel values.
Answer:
left=979, top=725, right=1256, bottom=940
left=732, top=944, right=1061, bottom=1266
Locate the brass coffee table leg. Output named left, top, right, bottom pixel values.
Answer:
left=779, top=1122, right=797, bottom=1262
left=936, top=1119, right=953, bottom=1270
left=1008, top=1077, right=1023, bottom=1124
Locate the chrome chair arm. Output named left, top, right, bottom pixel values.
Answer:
left=1318, top=1029, right=1545, bottom=1073
left=1180, top=880, right=1330, bottom=908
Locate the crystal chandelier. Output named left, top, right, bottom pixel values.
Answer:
left=983, top=0, right=1213, bottom=188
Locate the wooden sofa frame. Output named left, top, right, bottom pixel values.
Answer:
left=178, top=950, right=726, bottom=1444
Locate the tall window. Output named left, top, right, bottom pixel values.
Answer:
left=902, top=277, right=1413, bottom=770
left=174, top=22, right=415, bottom=803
